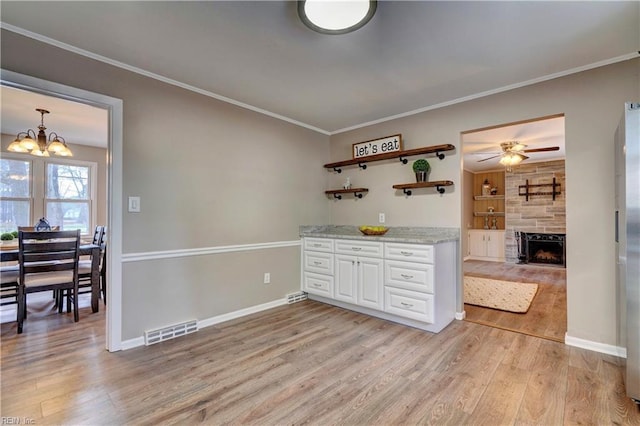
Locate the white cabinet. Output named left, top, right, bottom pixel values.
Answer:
left=303, top=238, right=335, bottom=297
left=301, top=236, right=457, bottom=333
left=335, top=253, right=384, bottom=309
left=335, top=240, right=384, bottom=309
left=468, top=230, right=505, bottom=261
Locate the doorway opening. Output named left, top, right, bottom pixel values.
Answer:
left=460, top=114, right=567, bottom=342
left=1, top=69, right=123, bottom=351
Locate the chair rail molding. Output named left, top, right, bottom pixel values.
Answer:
left=121, top=240, right=302, bottom=263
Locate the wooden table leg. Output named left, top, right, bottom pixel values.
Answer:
left=91, top=246, right=100, bottom=313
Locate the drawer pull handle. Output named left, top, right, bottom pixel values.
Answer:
left=313, top=261, right=322, bottom=265
left=401, top=274, right=414, bottom=279
left=351, top=247, right=362, bottom=251
left=400, top=302, right=414, bottom=308
left=312, top=283, right=322, bottom=288
left=400, top=251, right=414, bottom=256
left=313, top=243, right=322, bottom=247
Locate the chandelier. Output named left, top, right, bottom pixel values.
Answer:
left=7, top=108, right=73, bottom=157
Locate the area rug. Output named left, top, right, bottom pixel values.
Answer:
left=464, top=276, right=539, bottom=313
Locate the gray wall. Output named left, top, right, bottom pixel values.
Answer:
left=1, top=30, right=331, bottom=340
left=328, top=58, right=640, bottom=346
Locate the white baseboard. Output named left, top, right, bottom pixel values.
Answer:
left=455, top=311, right=466, bottom=320
left=120, top=297, right=288, bottom=350
left=565, top=334, right=627, bottom=358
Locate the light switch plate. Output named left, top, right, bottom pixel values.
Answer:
left=128, top=196, right=141, bottom=213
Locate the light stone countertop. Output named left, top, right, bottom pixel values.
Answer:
left=299, top=225, right=459, bottom=244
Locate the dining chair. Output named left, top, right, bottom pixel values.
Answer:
left=0, top=265, right=19, bottom=306
left=18, top=226, right=61, bottom=231
left=76, top=226, right=106, bottom=302
left=17, top=230, right=81, bottom=334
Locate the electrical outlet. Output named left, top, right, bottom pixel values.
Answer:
left=263, top=273, right=271, bottom=284
left=379, top=213, right=385, bottom=223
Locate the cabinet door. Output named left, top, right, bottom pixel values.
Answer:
left=335, top=254, right=357, bottom=304
left=468, top=231, right=486, bottom=257
left=485, top=232, right=505, bottom=259
left=357, top=257, right=384, bottom=310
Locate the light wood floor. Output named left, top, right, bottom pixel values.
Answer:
left=2, top=297, right=639, bottom=425
left=463, top=259, right=567, bottom=342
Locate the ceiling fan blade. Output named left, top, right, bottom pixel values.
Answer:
left=477, top=154, right=501, bottom=162
left=523, top=146, right=560, bottom=153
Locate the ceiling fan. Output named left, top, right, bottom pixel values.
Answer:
left=476, top=141, right=560, bottom=166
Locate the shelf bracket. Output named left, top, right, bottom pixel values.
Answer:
left=435, top=185, right=446, bottom=194
left=402, top=188, right=412, bottom=196
left=354, top=192, right=363, bottom=199
left=358, top=162, right=367, bottom=170
left=333, top=193, right=342, bottom=200
left=398, top=156, right=408, bottom=165
left=332, top=167, right=342, bottom=174
left=435, top=151, right=445, bottom=160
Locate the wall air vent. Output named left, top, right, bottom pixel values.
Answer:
left=287, top=291, right=308, bottom=304
left=144, top=319, right=197, bottom=346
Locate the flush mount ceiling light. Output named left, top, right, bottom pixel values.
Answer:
left=7, top=108, right=72, bottom=157
left=298, top=0, right=377, bottom=35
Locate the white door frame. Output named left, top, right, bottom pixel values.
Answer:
left=1, top=69, right=124, bottom=351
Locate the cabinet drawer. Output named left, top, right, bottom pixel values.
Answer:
left=384, top=286, right=434, bottom=323
left=304, top=238, right=334, bottom=253
left=385, top=260, right=434, bottom=294
left=384, top=243, right=434, bottom=264
left=304, top=272, right=334, bottom=297
left=334, top=239, right=383, bottom=258
left=303, top=251, right=334, bottom=275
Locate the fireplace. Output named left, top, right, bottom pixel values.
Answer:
left=516, top=231, right=566, bottom=267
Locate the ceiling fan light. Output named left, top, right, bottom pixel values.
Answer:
left=299, top=0, right=376, bottom=34
left=8, top=139, right=29, bottom=153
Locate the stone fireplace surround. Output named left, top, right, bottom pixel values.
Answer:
left=505, top=160, right=566, bottom=263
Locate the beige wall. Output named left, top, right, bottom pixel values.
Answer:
left=329, top=58, right=639, bottom=346
left=1, top=30, right=331, bottom=340
left=1, top=133, right=108, bottom=229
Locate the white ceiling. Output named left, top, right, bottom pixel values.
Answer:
left=1, top=86, right=108, bottom=148
left=0, top=1, right=637, bottom=142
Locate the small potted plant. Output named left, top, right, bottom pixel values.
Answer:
left=1, top=232, right=15, bottom=245
left=412, top=158, right=431, bottom=182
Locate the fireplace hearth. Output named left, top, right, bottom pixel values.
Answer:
left=516, top=231, right=566, bottom=267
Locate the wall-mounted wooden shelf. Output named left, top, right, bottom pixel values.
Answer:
left=518, top=178, right=561, bottom=201
left=324, top=144, right=455, bottom=173
left=474, top=212, right=506, bottom=217
left=392, top=180, right=454, bottom=196
left=325, top=188, right=369, bottom=199
left=473, top=195, right=505, bottom=201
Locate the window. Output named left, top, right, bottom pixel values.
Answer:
left=0, top=155, right=96, bottom=235
left=0, top=158, right=31, bottom=233
left=46, top=163, right=91, bottom=234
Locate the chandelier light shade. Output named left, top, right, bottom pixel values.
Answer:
left=298, top=0, right=377, bottom=35
left=7, top=108, right=73, bottom=157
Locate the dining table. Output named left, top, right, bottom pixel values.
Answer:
left=0, top=242, right=103, bottom=313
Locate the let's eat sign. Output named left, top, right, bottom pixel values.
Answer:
left=352, top=134, right=403, bottom=160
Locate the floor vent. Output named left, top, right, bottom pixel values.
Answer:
left=144, top=320, right=197, bottom=346
left=287, top=291, right=307, bottom=304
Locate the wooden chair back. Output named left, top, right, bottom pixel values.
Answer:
left=18, top=226, right=61, bottom=232
left=17, top=230, right=81, bottom=333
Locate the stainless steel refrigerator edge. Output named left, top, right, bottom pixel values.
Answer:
left=616, top=102, right=640, bottom=405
